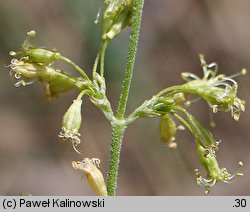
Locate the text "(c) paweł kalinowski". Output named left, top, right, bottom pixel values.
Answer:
left=19, top=198, right=105, bottom=208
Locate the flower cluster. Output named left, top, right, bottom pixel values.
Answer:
left=134, top=55, right=246, bottom=193
left=5, top=7, right=246, bottom=195
left=8, top=31, right=87, bottom=99
left=180, top=55, right=246, bottom=121
left=7, top=31, right=92, bottom=153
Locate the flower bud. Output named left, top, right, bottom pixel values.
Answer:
left=159, top=115, right=177, bottom=148
left=101, top=0, right=134, bottom=40
left=24, top=48, right=61, bottom=63
left=58, top=98, right=82, bottom=153
left=72, top=158, right=108, bottom=196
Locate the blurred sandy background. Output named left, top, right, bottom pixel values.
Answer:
left=0, top=0, right=249, bottom=195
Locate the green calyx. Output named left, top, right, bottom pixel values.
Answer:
left=196, top=144, right=220, bottom=179
left=195, top=143, right=242, bottom=193
left=59, top=97, right=83, bottom=154
left=62, top=98, right=83, bottom=132
left=24, top=48, right=61, bottom=63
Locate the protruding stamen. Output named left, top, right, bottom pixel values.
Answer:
left=238, top=161, right=244, bottom=167
left=95, top=7, right=101, bottom=24
left=181, top=72, right=200, bottom=81
left=212, top=105, right=218, bottom=113
left=27, top=30, right=36, bottom=37
left=226, top=68, right=247, bottom=79
left=9, top=51, right=17, bottom=56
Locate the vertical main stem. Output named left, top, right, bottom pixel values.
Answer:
left=106, top=0, right=145, bottom=196
left=106, top=124, right=125, bottom=196
left=116, top=0, right=145, bottom=119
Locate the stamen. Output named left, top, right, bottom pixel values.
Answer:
left=212, top=105, right=218, bottom=113
left=90, top=158, right=101, bottom=168
left=58, top=127, right=82, bottom=154
left=221, top=174, right=236, bottom=184
left=9, top=51, right=17, bottom=56
left=177, top=125, right=185, bottom=130
left=238, top=161, right=244, bottom=166
left=27, top=30, right=36, bottom=37
left=203, top=148, right=216, bottom=158
left=14, top=80, right=30, bottom=87
left=199, top=54, right=208, bottom=77
left=197, top=176, right=216, bottom=187
left=227, top=68, right=247, bottom=79
left=95, top=7, right=101, bottom=24
left=219, top=77, right=238, bottom=87
left=14, top=73, right=21, bottom=79
left=181, top=72, right=200, bottom=81
left=11, top=58, right=19, bottom=65
left=72, top=142, right=81, bottom=154
left=206, top=63, right=218, bottom=76
left=205, top=189, right=210, bottom=194
left=212, top=82, right=233, bottom=91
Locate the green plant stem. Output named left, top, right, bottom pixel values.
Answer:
left=59, top=55, right=90, bottom=81
left=116, top=0, right=145, bottom=119
left=106, top=0, right=145, bottom=196
left=155, top=85, right=183, bottom=97
left=92, top=50, right=100, bottom=78
left=106, top=124, right=126, bottom=196
left=100, top=41, right=108, bottom=77
left=92, top=40, right=108, bottom=78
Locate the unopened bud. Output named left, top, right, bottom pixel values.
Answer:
left=159, top=115, right=177, bottom=148
left=25, top=48, right=61, bottom=63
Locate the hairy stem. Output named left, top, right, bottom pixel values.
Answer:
left=106, top=124, right=126, bottom=196
left=106, top=0, right=145, bottom=196
left=116, top=0, right=145, bottom=119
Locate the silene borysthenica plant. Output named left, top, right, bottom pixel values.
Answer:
left=5, top=0, right=247, bottom=195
